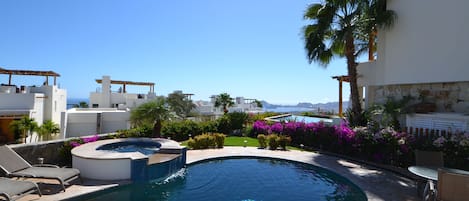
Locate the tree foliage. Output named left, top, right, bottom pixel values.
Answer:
left=130, top=97, right=173, bottom=138
left=303, top=0, right=396, bottom=125
left=214, top=93, right=235, bottom=114
left=9, top=116, right=38, bottom=143
left=38, top=120, right=60, bottom=141
left=73, top=101, right=89, bottom=108
left=167, top=91, right=196, bottom=119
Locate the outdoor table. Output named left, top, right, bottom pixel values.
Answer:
left=408, top=166, right=469, bottom=181
left=408, top=166, right=469, bottom=200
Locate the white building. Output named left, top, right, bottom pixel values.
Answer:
left=357, top=0, right=469, bottom=132
left=89, top=76, right=156, bottom=109
left=0, top=68, right=66, bottom=143
left=194, top=95, right=263, bottom=118
left=64, top=76, right=156, bottom=137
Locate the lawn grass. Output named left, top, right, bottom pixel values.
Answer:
left=224, top=136, right=259, bottom=147
left=180, top=136, right=303, bottom=151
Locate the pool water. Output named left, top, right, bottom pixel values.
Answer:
left=96, top=141, right=161, bottom=155
left=274, top=115, right=333, bottom=123
left=73, top=158, right=366, bottom=201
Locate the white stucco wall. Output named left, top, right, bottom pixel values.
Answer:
left=101, top=112, right=130, bottom=133
left=90, top=90, right=150, bottom=109
left=359, top=0, right=469, bottom=86
left=30, top=85, right=67, bottom=126
left=73, top=156, right=131, bottom=180
left=64, top=109, right=130, bottom=137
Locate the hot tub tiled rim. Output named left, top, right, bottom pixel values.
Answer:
left=71, top=138, right=182, bottom=160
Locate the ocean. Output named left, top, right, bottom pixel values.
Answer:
left=264, top=107, right=316, bottom=113
left=67, top=98, right=89, bottom=109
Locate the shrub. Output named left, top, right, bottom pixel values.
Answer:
left=216, top=115, right=232, bottom=134
left=199, top=120, right=218, bottom=133
left=252, top=120, right=270, bottom=135
left=277, top=135, right=291, bottom=150
left=213, top=133, right=226, bottom=148
left=228, top=112, right=249, bottom=131
left=270, top=122, right=283, bottom=134
left=187, top=138, right=197, bottom=149
left=243, top=125, right=254, bottom=137
left=162, top=120, right=201, bottom=141
left=257, top=134, right=267, bottom=148
left=267, top=134, right=279, bottom=150
left=58, top=135, right=99, bottom=166
left=117, top=124, right=153, bottom=138
left=187, top=133, right=217, bottom=149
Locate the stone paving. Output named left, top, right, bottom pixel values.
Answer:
left=15, top=147, right=419, bottom=201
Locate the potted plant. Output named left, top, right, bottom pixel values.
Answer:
left=413, top=90, right=436, bottom=113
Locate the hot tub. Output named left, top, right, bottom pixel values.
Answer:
left=71, top=138, right=186, bottom=181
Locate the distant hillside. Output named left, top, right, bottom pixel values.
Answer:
left=261, top=100, right=350, bottom=113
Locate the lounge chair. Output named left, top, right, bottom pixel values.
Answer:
left=436, top=168, right=469, bottom=201
left=0, top=177, right=42, bottom=201
left=0, top=145, right=80, bottom=192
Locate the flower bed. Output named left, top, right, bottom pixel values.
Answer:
left=252, top=120, right=469, bottom=170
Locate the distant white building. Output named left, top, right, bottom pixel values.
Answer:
left=64, top=75, right=156, bottom=137
left=89, top=75, right=156, bottom=109
left=0, top=68, right=66, bottom=143
left=194, top=95, right=263, bottom=118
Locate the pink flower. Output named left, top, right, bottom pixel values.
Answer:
left=82, top=135, right=99, bottom=143
left=70, top=141, right=81, bottom=147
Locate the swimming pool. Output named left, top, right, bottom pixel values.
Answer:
left=265, top=114, right=334, bottom=124
left=68, top=157, right=366, bottom=201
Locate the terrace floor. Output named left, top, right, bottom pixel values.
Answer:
left=15, top=147, right=419, bottom=201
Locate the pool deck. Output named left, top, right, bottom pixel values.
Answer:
left=16, top=147, right=419, bottom=201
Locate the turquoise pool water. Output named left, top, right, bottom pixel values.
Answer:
left=270, top=115, right=333, bottom=123
left=96, top=141, right=161, bottom=155
left=71, top=158, right=366, bottom=201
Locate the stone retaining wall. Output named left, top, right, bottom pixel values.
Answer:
left=9, top=138, right=73, bottom=167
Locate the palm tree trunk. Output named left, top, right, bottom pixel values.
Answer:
left=153, top=120, right=162, bottom=138
left=368, top=28, right=377, bottom=61
left=345, top=33, right=363, bottom=122
left=22, top=130, right=27, bottom=144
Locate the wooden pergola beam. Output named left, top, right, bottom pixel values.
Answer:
left=332, top=75, right=350, bottom=117
left=95, top=79, right=155, bottom=93
left=0, top=67, right=60, bottom=85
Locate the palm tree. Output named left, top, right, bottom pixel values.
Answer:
left=9, top=116, right=38, bottom=143
left=303, top=0, right=395, bottom=123
left=38, top=120, right=60, bottom=141
left=130, top=97, right=172, bottom=138
left=214, top=93, right=235, bottom=114
left=361, top=0, right=396, bottom=61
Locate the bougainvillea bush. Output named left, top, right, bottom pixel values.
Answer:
left=428, top=132, right=469, bottom=170
left=59, top=135, right=100, bottom=166
left=252, top=120, right=469, bottom=169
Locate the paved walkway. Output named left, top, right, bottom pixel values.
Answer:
left=17, top=147, right=419, bottom=201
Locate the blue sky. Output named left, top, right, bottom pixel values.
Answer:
left=0, top=0, right=351, bottom=104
